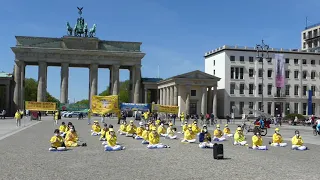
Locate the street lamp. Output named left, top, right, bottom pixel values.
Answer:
left=256, top=40, right=271, bottom=113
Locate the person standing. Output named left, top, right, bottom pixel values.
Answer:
left=87, top=109, right=92, bottom=125
left=15, top=110, right=22, bottom=127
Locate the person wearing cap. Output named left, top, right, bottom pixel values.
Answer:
left=291, top=130, right=308, bottom=150
left=149, top=121, right=156, bottom=131
left=147, top=127, right=170, bottom=149
left=223, top=124, right=233, bottom=138
left=233, top=127, right=247, bottom=146
left=181, top=124, right=196, bottom=143
left=104, top=128, right=125, bottom=151
left=180, top=112, right=185, bottom=126
left=165, top=123, right=177, bottom=139
left=199, top=125, right=213, bottom=148
left=178, top=121, right=188, bottom=134
left=155, top=119, right=161, bottom=126
left=142, top=124, right=150, bottom=144
left=49, top=129, right=66, bottom=151
left=118, top=121, right=127, bottom=135
left=91, top=121, right=101, bottom=136
left=59, top=122, right=68, bottom=138
left=134, top=122, right=145, bottom=140
left=125, top=120, right=137, bottom=137
left=270, top=128, right=287, bottom=147
left=213, top=124, right=226, bottom=141
left=99, top=123, right=109, bottom=141
left=251, top=131, right=267, bottom=150
left=192, top=121, right=201, bottom=134
left=65, top=126, right=87, bottom=147
left=157, top=123, right=167, bottom=137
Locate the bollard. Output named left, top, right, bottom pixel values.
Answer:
left=213, top=143, right=224, bottom=160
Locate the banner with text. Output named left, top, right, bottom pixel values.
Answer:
left=91, top=95, right=119, bottom=114
left=120, top=103, right=150, bottom=111
left=275, top=54, right=285, bottom=88
left=25, top=101, right=57, bottom=111
left=152, top=104, right=179, bottom=114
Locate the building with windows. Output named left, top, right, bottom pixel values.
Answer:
left=301, top=23, right=320, bottom=51
left=0, top=72, right=14, bottom=116
left=205, top=45, right=320, bottom=118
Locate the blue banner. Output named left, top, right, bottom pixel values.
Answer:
left=308, top=90, right=313, bottom=115
left=120, top=103, right=150, bottom=112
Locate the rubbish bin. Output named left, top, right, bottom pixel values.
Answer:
left=213, top=143, right=224, bottom=160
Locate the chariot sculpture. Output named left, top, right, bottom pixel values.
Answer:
left=66, top=7, right=97, bottom=37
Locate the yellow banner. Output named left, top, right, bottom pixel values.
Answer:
left=91, top=95, right=119, bottom=114
left=25, top=101, right=57, bottom=111
left=152, top=104, right=179, bottom=114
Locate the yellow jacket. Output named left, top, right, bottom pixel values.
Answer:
left=149, top=124, right=156, bottom=131
left=92, top=125, right=101, bottom=133
left=214, top=129, right=223, bottom=138
left=59, top=125, right=67, bottom=132
left=143, top=113, right=149, bottom=120
left=149, top=132, right=160, bottom=145
left=142, top=130, right=149, bottom=141
left=155, top=120, right=161, bottom=125
left=223, top=128, right=231, bottom=134
left=54, top=112, right=59, bottom=120
left=136, top=127, right=144, bottom=136
left=184, top=130, right=196, bottom=140
left=50, top=135, right=64, bottom=148
left=192, top=125, right=200, bottom=134
left=252, top=135, right=263, bottom=147
left=88, top=110, right=92, bottom=118
left=106, top=134, right=117, bottom=147
left=15, top=112, right=21, bottom=119
left=272, top=133, right=283, bottom=143
left=292, top=135, right=304, bottom=146
left=234, top=132, right=245, bottom=142
left=126, top=125, right=136, bottom=134
left=182, top=124, right=188, bottom=132
left=167, top=127, right=175, bottom=136
left=100, top=128, right=109, bottom=139
left=157, top=126, right=166, bottom=134
left=180, top=113, right=185, bottom=121
left=120, top=124, right=127, bottom=132
left=65, top=131, right=79, bottom=143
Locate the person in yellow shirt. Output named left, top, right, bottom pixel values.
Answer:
left=149, top=121, right=157, bottom=131
left=99, top=124, right=109, bottom=141
left=143, top=111, right=149, bottom=123
left=199, top=126, right=213, bottom=148
left=134, top=122, right=145, bottom=140
left=87, top=109, right=92, bottom=125
left=165, top=123, right=177, bottom=139
left=178, top=121, right=188, bottom=134
left=213, top=124, right=226, bottom=141
left=104, top=128, right=125, bottom=151
left=126, top=120, right=137, bottom=137
left=54, top=111, right=59, bottom=125
left=270, top=128, right=287, bottom=147
left=91, top=121, right=101, bottom=136
left=181, top=124, right=196, bottom=143
left=118, top=121, right=127, bottom=135
left=155, top=119, right=161, bottom=126
left=59, top=122, right=68, bottom=137
left=147, top=127, right=170, bottom=149
left=180, top=112, right=185, bottom=126
left=192, top=121, right=201, bottom=134
left=291, top=130, right=308, bottom=150
left=223, top=124, right=233, bottom=138
left=15, top=110, right=22, bottom=127
left=65, top=126, right=87, bottom=147
left=49, top=129, right=66, bottom=151
left=251, top=132, right=267, bottom=150
left=157, top=123, right=167, bottom=137
left=233, top=127, right=247, bottom=146
left=142, top=124, right=150, bottom=144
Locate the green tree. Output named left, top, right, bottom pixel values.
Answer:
left=24, top=78, right=59, bottom=103
left=75, top=99, right=89, bottom=105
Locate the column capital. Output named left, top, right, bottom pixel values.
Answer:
left=112, top=64, right=121, bottom=69
left=90, top=63, right=98, bottom=68
left=134, top=64, right=142, bottom=68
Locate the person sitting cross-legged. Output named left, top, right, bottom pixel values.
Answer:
left=192, top=121, right=201, bottom=135
left=181, top=124, right=196, bottom=143
left=59, top=122, right=68, bottom=138
left=177, top=121, right=188, bottom=134
left=125, top=120, right=137, bottom=137
left=291, top=130, right=308, bottom=151
left=269, top=128, right=287, bottom=147
left=165, top=123, right=177, bottom=139
left=157, top=123, right=167, bottom=137
left=141, top=124, right=150, bottom=144
left=233, top=127, right=248, bottom=146
left=65, top=126, right=87, bottom=147
left=250, top=131, right=267, bottom=150
left=91, top=121, right=101, bottom=136
left=199, top=127, right=213, bottom=148
left=118, top=121, right=127, bottom=135
left=223, top=124, right=233, bottom=138
left=104, top=128, right=125, bottom=151
left=99, top=123, right=109, bottom=141
left=49, top=129, right=66, bottom=151
left=134, top=122, right=145, bottom=140
left=147, top=127, right=170, bottom=149
left=213, top=124, right=226, bottom=141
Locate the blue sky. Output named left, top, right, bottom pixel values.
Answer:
left=0, top=0, right=318, bottom=101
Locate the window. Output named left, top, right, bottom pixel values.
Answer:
left=191, top=90, right=196, bottom=96
left=258, top=69, right=263, bottom=78
left=303, top=86, right=307, bottom=96
left=230, top=84, right=235, bottom=95
left=294, top=103, right=298, bottom=114
left=285, top=85, right=290, bottom=96
left=267, top=70, right=272, bottom=78
left=239, top=68, right=244, bottom=79
left=303, top=71, right=307, bottom=79
left=249, top=84, right=254, bottom=95
left=235, top=67, right=239, bottom=79
left=230, top=56, right=235, bottom=61
left=311, top=59, right=315, bottom=65
left=267, top=84, right=272, bottom=95
left=294, top=59, right=299, bottom=64
left=302, top=59, right=307, bottom=64
left=311, top=85, right=316, bottom=96
left=285, top=58, right=290, bottom=63
left=240, top=56, right=244, bottom=62
left=285, top=70, right=290, bottom=79
left=248, top=102, right=253, bottom=114
left=258, top=102, right=263, bottom=111
left=249, top=56, right=254, bottom=62
left=311, top=71, right=316, bottom=79
left=232, top=67, right=244, bottom=79
left=303, top=33, right=306, bottom=39
left=239, top=102, right=244, bottom=114
left=258, top=58, right=263, bottom=63
left=285, top=103, right=290, bottom=115
left=213, top=60, right=215, bottom=66
left=230, top=101, right=235, bottom=114
left=267, top=102, right=272, bottom=114
left=276, top=87, right=281, bottom=96
left=249, top=69, right=254, bottom=77
left=230, top=67, right=234, bottom=79
left=239, top=84, right=244, bottom=94
left=312, top=103, right=316, bottom=115
left=258, top=84, right=262, bottom=94
left=303, top=103, right=307, bottom=115
left=213, top=70, right=215, bottom=75
left=294, top=85, right=299, bottom=96
left=294, top=71, right=299, bottom=79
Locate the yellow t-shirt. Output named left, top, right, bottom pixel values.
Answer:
left=50, top=135, right=64, bottom=148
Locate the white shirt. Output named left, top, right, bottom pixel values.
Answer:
left=316, top=119, right=320, bottom=125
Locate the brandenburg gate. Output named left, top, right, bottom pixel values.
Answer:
left=11, top=8, right=145, bottom=110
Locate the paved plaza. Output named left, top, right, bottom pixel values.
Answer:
left=0, top=117, right=319, bottom=180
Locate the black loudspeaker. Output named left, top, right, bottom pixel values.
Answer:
left=213, top=143, right=224, bottom=159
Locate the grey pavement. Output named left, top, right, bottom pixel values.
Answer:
left=0, top=116, right=319, bottom=180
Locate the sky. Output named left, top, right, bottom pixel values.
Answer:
left=0, top=0, right=319, bottom=102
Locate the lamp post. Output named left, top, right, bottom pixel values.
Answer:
left=256, top=40, right=271, bottom=113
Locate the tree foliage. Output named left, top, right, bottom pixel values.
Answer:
left=24, top=78, right=59, bottom=103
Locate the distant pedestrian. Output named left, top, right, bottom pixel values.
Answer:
left=15, top=110, right=22, bottom=127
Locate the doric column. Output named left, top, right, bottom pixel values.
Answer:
left=89, top=64, right=98, bottom=107
left=112, top=65, right=120, bottom=95
left=212, top=86, right=217, bottom=117
left=60, top=63, right=69, bottom=104
left=173, top=85, right=178, bottom=106
left=109, top=69, right=112, bottom=95
left=37, top=61, right=47, bottom=102
left=13, top=61, right=21, bottom=110
left=166, top=87, right=170, bottom=105
left=20, top=62, right=25, bottom=109
left=163, top=88, right=167, bottom=105
left=134, top=64, right=141, bottom=103
left=207, top=87, right=213, bottom=114
left=201, top=87, right=208, bottom=115
left=144, top=88, right=148, bottom=103
left=129, top=67, right=135, bottom=102
left=157, top=89, right=160, bottom=104
left=169, top=86, right=174, bottom=105
left=186, top=92, right=190, bottom=114
left=160, top=88, right=164, bottom=105
left=6, top=84, right=10, bottom=111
